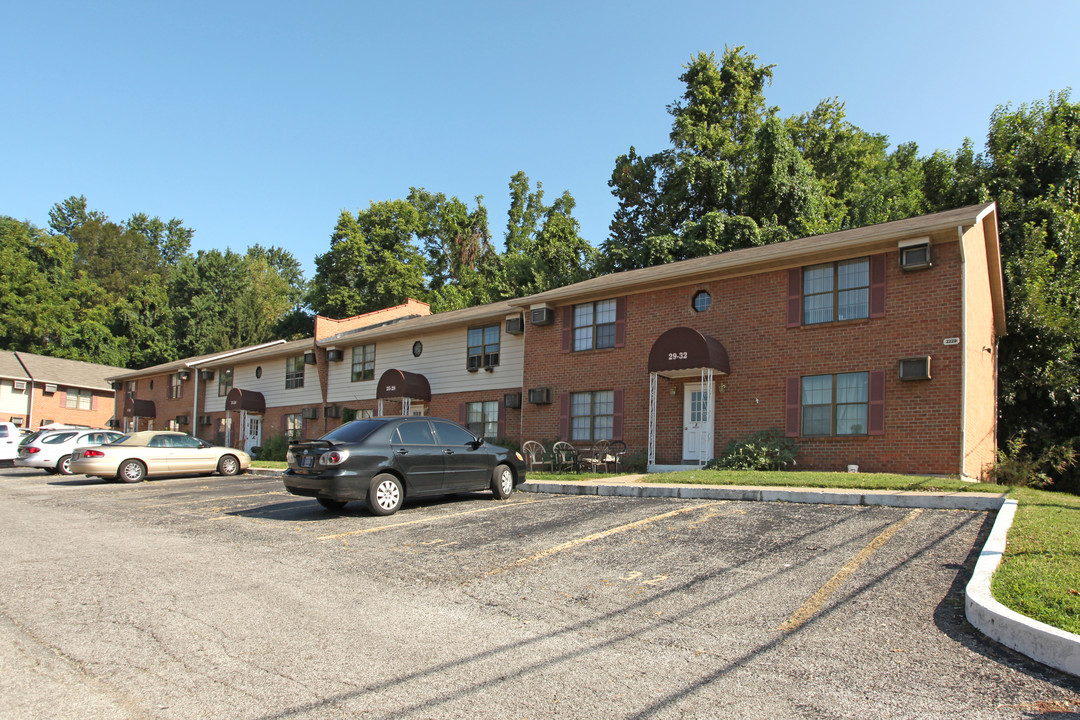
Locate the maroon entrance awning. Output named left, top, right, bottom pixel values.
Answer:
left=226, top=387, right=266, bottom=413
left=123, top=397, right=156, bottom=418
left=376, top=369, right=431, bottom=401
left=647, top=327, right=730, bottom=378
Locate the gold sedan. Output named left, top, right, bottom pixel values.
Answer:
left=70, top=431, right=251, bottom=482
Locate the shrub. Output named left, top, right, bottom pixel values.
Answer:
left=706, top=428, right=797, bottom=471
left=253, top=433, right=290, bottom=462
left=985, top=434, right=1077, bottom=488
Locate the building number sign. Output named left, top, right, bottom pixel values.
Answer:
left=385, top=385, right=396, bottom=393
left=668, top=351, right=689, bottom=361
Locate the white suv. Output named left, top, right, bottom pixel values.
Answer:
left=0, top=422, right=23, bottom=462
left=17, top=429, right=124, bottom=475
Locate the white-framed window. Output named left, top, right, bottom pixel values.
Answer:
left=573, top=300, right=617, bottom=351
left=570, top=390, right=614, bottom=442
left=467, top=326, right=500, bottom=369
left=466, top=401, right=499, bottom=438
left=168, top=373, right=183, bottom=399
left=285, top=356, right=305, bottom=389
left=218, top=368, right=233, bottom=397
left=125, top=380, right=137, bottom=399
left=351, top=344, right=375, bottom=382
left=801, top=372, right=869, bottom=436
left=283, top=413, right=303, bottom=440
left=63, top=388, right=93, bottom=411
left=803, top=258, right=870, bottom=325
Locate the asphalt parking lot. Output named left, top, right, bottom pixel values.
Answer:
left=2, top=467, right=1078, bottom=719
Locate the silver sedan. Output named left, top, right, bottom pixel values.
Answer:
left=70, top=431, right=251, bottom=482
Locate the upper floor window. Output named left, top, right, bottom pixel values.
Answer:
left=801, top=372, right=869, bottom=436
left=570, top=390, right=614, bottom=442
left=218, top=368, right=233, bottom=397
left=573, top=300, right=617, bottom=351
left=467, top=326, right=500, bottom=369
left=285, top=356, right=305, bottom=389
left=803, top=258, right=870, bottom=325
left=351, top=344, right=375, bottom=382
left=168, top=373, right=183, bottom=399
left=64, top=388, right=92, bottom=411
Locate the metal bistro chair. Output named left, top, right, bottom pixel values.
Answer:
left=521, top=440, right=551, bottom=473
left=551, top=441, right=579, bottom=473
left=584, top=440, right=627, bottom=473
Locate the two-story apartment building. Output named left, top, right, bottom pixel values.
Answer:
left=0, top=351, right=125, bottom=429
left=107, top=202, right=1003, bottom=479
left=512, top=202, right=1003, bottom=477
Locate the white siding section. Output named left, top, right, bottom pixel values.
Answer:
left=326, top=327, right=525, bottom=402
left=203, top=376, right=228, bottom=413
left=202, top=357, right=323, bottom=411
left=0, top=380, right=29, bottom=415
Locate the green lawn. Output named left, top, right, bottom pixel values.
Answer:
left=251, top=461, right=287, bottom=470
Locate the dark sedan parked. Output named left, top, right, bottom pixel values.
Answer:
left=283, top=417, right=526, bottom=515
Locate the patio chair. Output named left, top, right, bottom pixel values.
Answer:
left=551, top=441, right=579, bottom=473
left=521, top=440, right=551, bottom=473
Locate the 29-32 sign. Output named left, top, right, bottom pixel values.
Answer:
left=668, top=352, right=689, bottom=361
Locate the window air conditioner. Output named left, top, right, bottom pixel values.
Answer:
left=324, top=406, right=341, bottom=418
left=13, top=380, right=26, bottom=391
left=303, top=351, right=317, bottom=365
left=44, top=384, right=57, bottom=394
left=899, top=356, right=932, bottom=381
left=899, top=241, right=932, bottom=270
left=326, top=349, right=344, bottom=362
left=528, top=387, right=552, bottom=405
left=505, top=315, right=525, bottom=335
left=199, top=369, right=215, bottom=381
left=302, top=407, right=319, bottom=419
left=198, top=415, right=213, bottom=426
left=530, top=307, right=554, bottom=326
left=466, top=355, right=482, bottom=372
left=176, top=415, right=190, bottom=425
left=504, top=392, right=522, bottom=409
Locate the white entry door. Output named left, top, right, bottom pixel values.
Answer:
left=682, top=382, right=714, bottom=464
left=243, top=413, right=262, bottom=454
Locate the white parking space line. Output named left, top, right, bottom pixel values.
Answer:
left=487, top=501, right=725, bottom=576
left=777, top=508, right=923, bottom=632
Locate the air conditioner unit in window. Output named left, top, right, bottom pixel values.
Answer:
left=899, top=356, right=932, bottom=381
left=176, top=415, right=190, bottom=425
left=44, top=384, right=57, bottom=394
left=302, top=407, right=319, bottom=419
left=303, top=351, right=317, bottom=365
left=530, top=307, right=554, bottom=326
left=199, top=369, right=215, bottom=381
left=504, top=392, right=522, bottom=409
left=198, top=415, right=213, bottom=426
left=899, top=241, right=932, bottom=270
left=505, top=315, right=524, bottom=335
left=324, top=406, right=341, bottom=418
left=528, top=387, right=552, bottom=405
left=13, top=380, right=26, bottom=391
left=326, top=349, right=344, bottom=362
left=466, top=355, right=482, bottom=372
left=179, top=371, right=191, bottom=381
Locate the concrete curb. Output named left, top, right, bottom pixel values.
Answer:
left=964, top=499, right=1080, bottom=677
left=519, top=478, right=1080, bottom=678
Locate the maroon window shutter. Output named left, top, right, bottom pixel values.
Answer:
left=558, top=392, right=570, bottom=441
left=869, top=254, right=886, bottom=318
left=786, top=268, right=802, bottom=328
left=868, top=370, right=885, bottom=435
left=60, top=390, right=68, bottom=408
left=458, top=402, right=466, bottom=425
left=614, top=297, right=627, bottom=348
left=497, top=400, right=506, bottom=439
left=785, top=376, right=800, bottom=437
left=561, top=306, right=573, bottom=353
left=612, top=389, right=624, bottom=441
left=90, top=393, right=96, bottom=411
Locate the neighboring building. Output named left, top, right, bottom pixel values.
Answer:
left=511, top=202, right=1004, bottom=478
left=104, top=203, right=1004, bottom=479
left=0, top=351, right=126, bottom=429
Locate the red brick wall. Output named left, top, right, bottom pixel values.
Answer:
left=523, top=235, right=978, bottom=475
left=29, top=385, right=116, bottom=429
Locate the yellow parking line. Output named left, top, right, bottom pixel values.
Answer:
left=487, top=501, right=724, bottom=576
left=777, top=508, right=923, bottom=632
left=318, top=497, right=557, bottom=540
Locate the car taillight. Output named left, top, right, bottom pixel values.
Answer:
left=25, top=447, right=40, bottom=454
left=321, top=449, right=350, bottom=466
left=82, top=450, right=105, bottom=458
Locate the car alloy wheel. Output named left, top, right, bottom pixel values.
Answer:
left=217, top=455, right=240, bottom=476
left=58, top=455, right=73, bottom=476
left=118, top=460, right=146, bottom=483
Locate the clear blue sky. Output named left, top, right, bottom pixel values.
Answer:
left=3, top=0, right=1077, bottom=279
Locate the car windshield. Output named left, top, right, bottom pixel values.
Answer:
left=42, top=432, right=79, bottom=444
left=320, top=419, right=384, bottom=444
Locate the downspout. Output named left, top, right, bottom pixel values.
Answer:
left=958, top=225, right=968, bottom=477
left=15, top=353, right=33, bottom=428
left=192, top=372, right=200, bottom=439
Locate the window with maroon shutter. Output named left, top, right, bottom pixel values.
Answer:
left=561, top=307, right=573, bottom=353
left=796, top=255, right=884, bottom=325
left=614, top=297, right=627, bottom=348
left=869, top=255, right=886, bottom=318
left=798, top=372, right=875, bottom=436
left=612, top=390, right=624, bottom=441
left=569, top=299, right=621, bottom=351
left=785, top=377, right=800, bottom=437
left=497, top=400, right=506, bottom=439
left=786, top=270, right=802, bottom=328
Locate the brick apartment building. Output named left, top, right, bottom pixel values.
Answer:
left=107, top=202, right=1003, bottom=478
left=0, top=351, right=125, bottom=429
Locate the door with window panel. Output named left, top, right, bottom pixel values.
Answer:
left=682, top=383, right=713, bottom=463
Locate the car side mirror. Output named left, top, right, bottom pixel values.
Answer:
left=471, top=438, right=485, bottom=449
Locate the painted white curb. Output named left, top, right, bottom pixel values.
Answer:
left=965, top=498, right=1080, bottom=677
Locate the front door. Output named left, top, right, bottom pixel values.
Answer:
left=243, top=413, right=262, bottom=454
left=682, top=382, right=714, bottom=464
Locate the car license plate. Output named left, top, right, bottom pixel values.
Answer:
left=300, top=455, right=314, bottom=468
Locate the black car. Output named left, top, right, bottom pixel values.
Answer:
left=283, top=416, right=527, bottom=515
